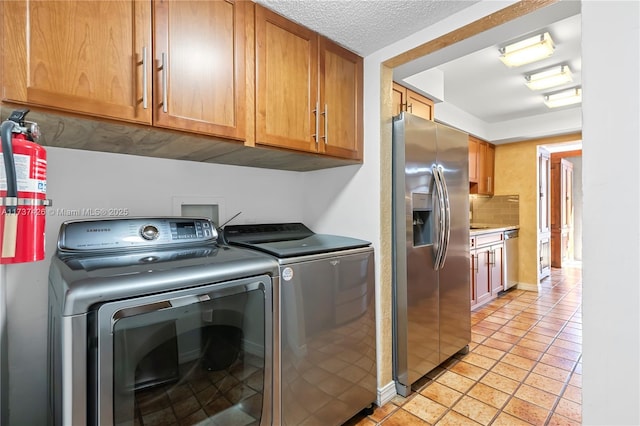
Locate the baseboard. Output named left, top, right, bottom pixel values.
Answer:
left=377, top=381, right=397, bottom=407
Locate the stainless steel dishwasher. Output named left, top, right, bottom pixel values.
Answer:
left=504, top=229, right=519, bottom=290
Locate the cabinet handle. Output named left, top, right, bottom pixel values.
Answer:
left=407, top=103, right=413, bottom=113
left=161, top=52, right=168, bottom=113
left=401, top=102, right=408, bottom=112
left=488, top=176, right=492, bottom=192
left=321, top=104, right=328, bottom=144
left=142, top=46, right=148, bottom=109
left=473, top=254, right=478, bottom=273
left=489, top=249, right=495, bottom=265
left=312, top=102, right=319, bottom=144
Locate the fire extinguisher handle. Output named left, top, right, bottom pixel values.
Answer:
left=7, top=109, right=30, bottom=125
left=0, top=120, right=18, bottom=213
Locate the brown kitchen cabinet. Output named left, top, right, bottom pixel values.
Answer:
left=392, top=82, right=434, bottom=121
left=469, top=136, right=495, bottom=195
left=470, top=231, right=504, bottom=310
left=471, top=246, right=491, bottom=308
left=152, top=0, right=248, bottom=140
left=2, top=0, right=249, bottom=141
left=255, top=5, right=363, bottom=160
left=468, top=136, right=480, bottom=183
left=2, top=0, right=152, bottom=124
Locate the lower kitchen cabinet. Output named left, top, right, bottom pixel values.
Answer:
left=470, top=232, right=504, bottom=310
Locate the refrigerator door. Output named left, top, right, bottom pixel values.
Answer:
left=435, top=123, right=471, bottom=362
left=392, top=113, right=439, bottom=395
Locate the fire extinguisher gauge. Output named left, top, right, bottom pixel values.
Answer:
left=140, top=225, right=160, bottom=241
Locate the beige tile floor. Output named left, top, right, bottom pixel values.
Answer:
left=349, top=265, right=582, bottom=426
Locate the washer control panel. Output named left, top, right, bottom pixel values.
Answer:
left=58, top=217, right=218, bottom=252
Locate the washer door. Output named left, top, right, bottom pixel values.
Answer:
left=91, top=275, right=272, bottom=426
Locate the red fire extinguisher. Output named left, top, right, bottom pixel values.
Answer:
left=0, top=109, right=48, bottom=264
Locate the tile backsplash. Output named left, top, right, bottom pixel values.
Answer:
left=470, top=194, right=519, bottom=226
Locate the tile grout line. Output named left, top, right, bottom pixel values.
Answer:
left=429, top=272, right=582, bottom=424
left=367, top=268, right=582, bottom=425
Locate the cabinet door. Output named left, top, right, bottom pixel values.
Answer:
left=468, top=137, right=479, bottom=183
left=486, top=144, right=495, bottom=194
left=255, top=5, right=318, bottom=152
left=406, top=89, right=434, bottom=121
left=470, top=251, right=477, bottom=307
left=477, top=142, right=492, bottom=194
left=392, top=83, right=407, bottom=117
left=475, top=249, right=491, bottom=306
left=153, top=0, right=247, bottom=140
left=490, top=244, right=504, bottom=296
left=2, top=1, right=151, bottom=124
left=319, top=37, right=363, bottom=160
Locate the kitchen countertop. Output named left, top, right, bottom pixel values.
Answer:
left=469, top=224, right=519, bottom=236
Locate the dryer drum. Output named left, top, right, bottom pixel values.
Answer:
left=201, top=325, right=243, bottom=371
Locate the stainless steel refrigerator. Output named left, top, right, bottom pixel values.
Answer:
left=392, top=112, right=471, bottom=396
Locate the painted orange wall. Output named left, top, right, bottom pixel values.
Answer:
left=494, top=141, right=539, bottom=287
left=494, top=133, right=582, bottom=288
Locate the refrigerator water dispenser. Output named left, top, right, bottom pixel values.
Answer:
left=412, top=192, right=433, bottom=247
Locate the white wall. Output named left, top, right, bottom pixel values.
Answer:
left=582, top=1, right=639, bottom=424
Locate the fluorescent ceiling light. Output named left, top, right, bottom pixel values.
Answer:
left=499, top=32, right=555, bottom=67
left=525, top=65, right=573, bottom=90
left=544, top=87, right=582, bottom=108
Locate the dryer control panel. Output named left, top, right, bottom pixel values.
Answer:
left=57, top=217, right=218, bottom=252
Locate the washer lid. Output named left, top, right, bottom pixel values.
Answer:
left=224, top=223, right=370, bottom=257
left=231, top=234, right=371, bottom=257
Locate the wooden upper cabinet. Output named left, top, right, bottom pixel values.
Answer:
left=485, top=144, right=495, bottom=194
left=469, top=136, right=495, bottom=196
left=255, top=5, right=363, bottom=159
left=468, top=136, right=479, bottom=183
left=2, top=0, right=152, bottom=124
left=255, top=5, right=318, bottom=153
left=153, top=0, right=247, bottom=140
left=392, top=83, right=406, bottom=117
left=406, top=89, right=434, bottom=121
left=392, top=82, right=434, bottom=121
left=319, top=37, right=363, bottom=160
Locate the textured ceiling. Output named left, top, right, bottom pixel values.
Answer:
left=254, top=0, right=478, bottom=56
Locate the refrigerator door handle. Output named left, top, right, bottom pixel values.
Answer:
left=437, top=165, right=451, bottom=269
left=432, top=165, right=446, bottom=270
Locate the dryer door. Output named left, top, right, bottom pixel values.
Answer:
left=91, top=275, right=272, bottom=426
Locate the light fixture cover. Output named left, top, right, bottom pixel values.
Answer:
left=525, top=65, right=573, bottom=90
left=544, top=87, right=582, bottom=108
left=499, top=32, right=555, bottom=67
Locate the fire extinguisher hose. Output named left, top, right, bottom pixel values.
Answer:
left=0, top=120, right=18, bottom=214
left=0, top=119, right=19, bottom=258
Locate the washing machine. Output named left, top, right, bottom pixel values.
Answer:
left=223, top=223, right=376, bottom=426
left=47, top=217, right=279, bottom=426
